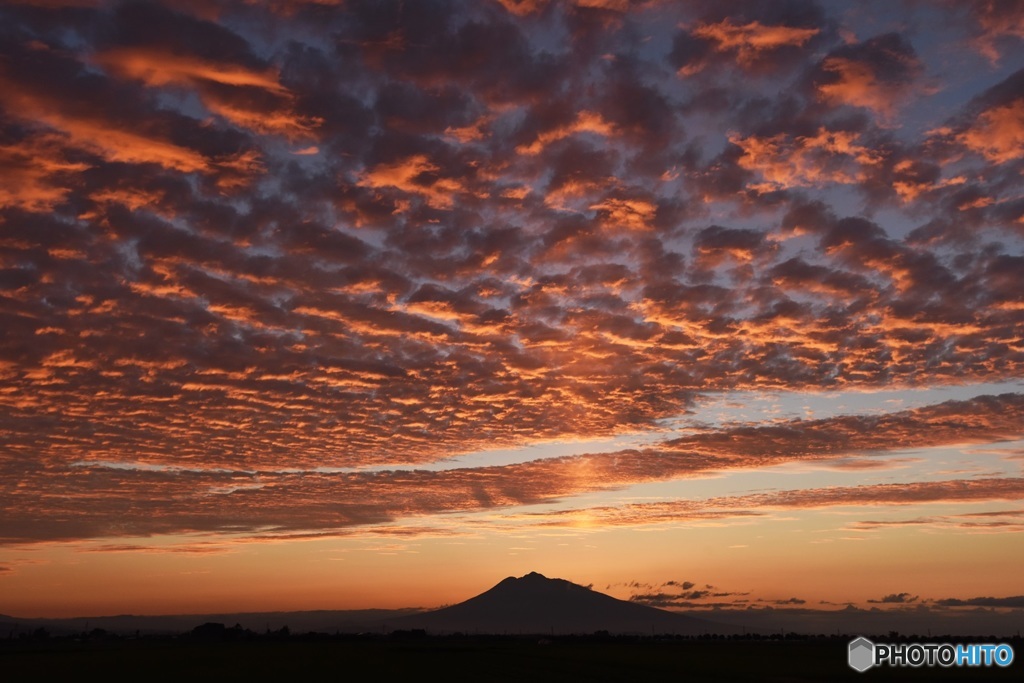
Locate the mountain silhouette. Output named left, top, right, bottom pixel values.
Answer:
left=393, top=572, right=718, bottom=635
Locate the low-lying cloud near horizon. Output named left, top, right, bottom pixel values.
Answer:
left=2, top=393, right=1022, bottom=543
left=1, top=0, right=1023, bottom=549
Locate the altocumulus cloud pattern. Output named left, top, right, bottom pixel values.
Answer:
left=0, top=0, right=1022, bottom=546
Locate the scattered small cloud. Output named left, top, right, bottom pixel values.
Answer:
left=934, top=596, right=1024, bottom=609
left=868, top=592, right=919, bottom=604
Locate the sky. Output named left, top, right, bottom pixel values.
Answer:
left=0, top=0, right=1022, bottom=622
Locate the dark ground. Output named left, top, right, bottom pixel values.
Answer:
left=3, top=634, right=1021, bottom=682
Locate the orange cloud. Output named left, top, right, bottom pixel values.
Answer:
left=495, top=0, right=548, bottom=15
left=0, top=70, right=217, bottom=173
left=51, top=118, right=209, bottom=172
left=815, top=34, right=925, bottom=118
left=359, top=155, right=470, bottom=209
left=573, top=0, right=629, bottom=11
left=94, top=48, right=319, bottom=138
left=516, top=111, right=616, bottom=155
left=513, top=477, right=1024, bottom=530
left=589, top=197, right=657, bottom=231
left=95, top=49, right=288, bottom=93
left=11, top=117, right=202, bottom=175
left=819, top=58, right=880, bottom=109
left=0, top=134, right=89, bottom=211
left=890, top=160, right=966, bottom=202
left=731, top=128, right=882, bottom=192
left=691, top=19, right=819, bottom=68
left=957, top=99, right=1024, bottom=164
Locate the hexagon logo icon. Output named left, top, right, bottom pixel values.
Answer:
left=849, top=637, right=875, bottom=672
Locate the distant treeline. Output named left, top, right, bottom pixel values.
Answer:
left=5, top=623, right=1020, bottom=645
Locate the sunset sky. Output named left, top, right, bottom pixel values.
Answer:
left=1, top=0, right=1023, bottom=621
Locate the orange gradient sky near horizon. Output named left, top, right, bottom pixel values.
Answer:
left=4, top=432, right=1024, bottom=618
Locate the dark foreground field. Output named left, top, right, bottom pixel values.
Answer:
left=3, top=635, right=1021, bottom=682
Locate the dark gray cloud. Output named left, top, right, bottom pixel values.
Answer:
left=628, top=578, right=752, bottom=610
left=868, top=592, right=918, bottom=604
left=934, top=596, right=1024, bottom=609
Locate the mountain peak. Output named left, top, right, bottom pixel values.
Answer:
left=493, top=571, right=585, bottom=596
left=394, top=572, right=715, bottom=635
left=500, top=571, right=548, bottom=581
left=496, top=571, right=556, bottom=588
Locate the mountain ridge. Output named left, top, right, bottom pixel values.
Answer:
left=391, top=571, right=718, bottom=635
